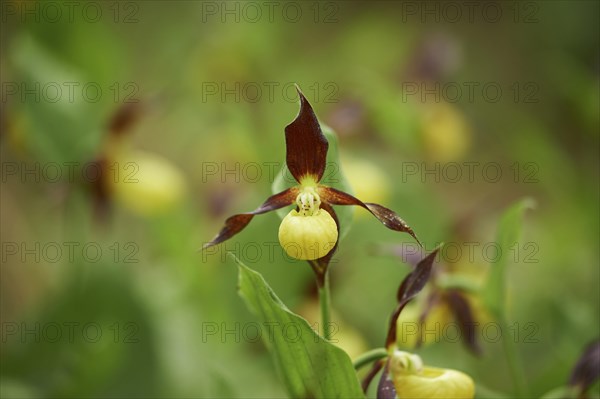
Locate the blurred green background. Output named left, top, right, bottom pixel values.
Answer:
left=1, top=1, right=598, bottom=398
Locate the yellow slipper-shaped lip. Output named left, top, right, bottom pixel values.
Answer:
left=393, top=366, right=475, bottom=399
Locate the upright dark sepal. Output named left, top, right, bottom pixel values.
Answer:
left=203, top=188, right=298, bottom=249
left=284, top=86, right=329, bottom=184
left=385, top=247, right=440, bottom=348
left=319, top=186, right=421, bottom=245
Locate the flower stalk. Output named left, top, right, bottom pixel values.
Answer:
left=353, top=348, right=389, bottom=370
left=318, top=269, right=332, bottom=340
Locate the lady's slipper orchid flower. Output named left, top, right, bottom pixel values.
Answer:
left=359, top=248, right=474, bottom=399
left=203, top=86, right=419, bottom=278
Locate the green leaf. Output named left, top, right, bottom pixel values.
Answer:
left=233, top=255, right=364, bottom=399
left=272, top=125, right=355, bottom=239
left=484, top=198, right=536, bottom=319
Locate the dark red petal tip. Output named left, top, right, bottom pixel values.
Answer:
left=284, top=86, right=329, bottom=184
left=202, top=188, right=298, bottom=250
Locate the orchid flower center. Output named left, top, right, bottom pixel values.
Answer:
left=296, top=186, right=321, bottom=216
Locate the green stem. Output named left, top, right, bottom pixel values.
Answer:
left=318, top=270, right=332, bottom=340
left=500, top=316, right=528, bottom=397
left=353, top=348, right=389, bottom=370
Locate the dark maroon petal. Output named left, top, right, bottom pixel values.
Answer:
left=396, top=248, right=438, bottom=307
left=307, top=202, right=339, bottom=285
left=319, top=186, right=420, bottom=245
left=284, top=86, right=329, bottom=184
left=202, top=188, right=298, bottom=249
left=376, top=360, right=396, bottom=399
left=385, top=247, right=439, bottom=348
left=415, top=291, right=442, bottom=348
left=569, top=339, right=600, bottom=393
left=362, top=360, right=384, bottom=394
left=446, top=289, right=482, bottom=355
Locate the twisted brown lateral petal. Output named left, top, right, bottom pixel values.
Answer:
left=385, top=248, right=439, bottom=348
left=569, top=339, right=600, bottom=392
left=446, top=289, right=482, bottom=355
left=284, top=86, right=329, bottom=184
left=376, top=360, right=397, bottom=399
left=362, top=360, right=384, bottom=393
left=415, top=292, right=442, bottom=348
left=318, top=186, right=421, bottom=245
left=202, top=188, right=298, bottom=249
left=307, top=202, right=339, bottom=286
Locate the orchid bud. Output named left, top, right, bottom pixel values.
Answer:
left=278, top=209, right=338, bottom=260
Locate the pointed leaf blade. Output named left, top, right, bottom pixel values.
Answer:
left=234, top=256, right=364, bottom=399
left=484, top=198, right=535, bottom=319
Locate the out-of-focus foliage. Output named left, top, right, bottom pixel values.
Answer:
left=1, top=1, right=598, bottom=398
